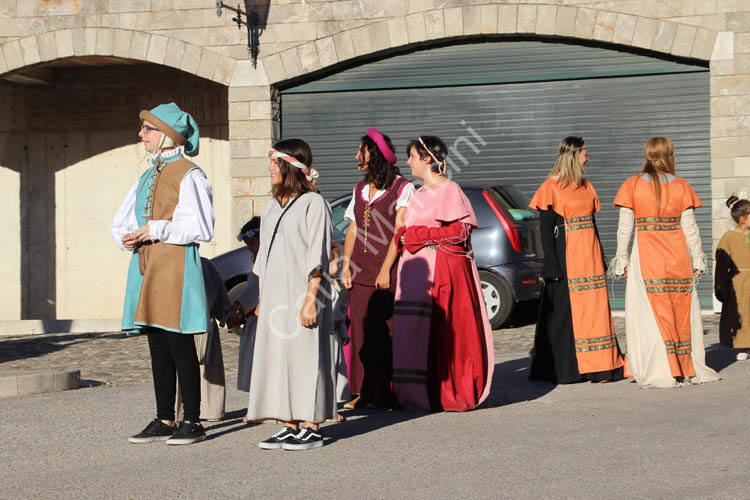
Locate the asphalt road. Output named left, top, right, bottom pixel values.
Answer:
left=2, top=328, right=748, bottom=500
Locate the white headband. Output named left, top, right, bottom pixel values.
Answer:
left=269, top=148, right=319, bottom=182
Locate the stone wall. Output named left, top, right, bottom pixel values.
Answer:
left=1, top=0, right=750, bottom=318
left=0, top=63, right=230, bottom=320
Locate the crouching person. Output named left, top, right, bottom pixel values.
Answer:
left=111, top=102, right=214, bottom=445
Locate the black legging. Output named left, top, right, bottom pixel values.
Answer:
left=146, top=329, right=201, bottom=422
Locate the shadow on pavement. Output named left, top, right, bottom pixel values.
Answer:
left=0, top=333, right=111, bottom=364
left=323, top=407, right=424, bottom=445
left=705, top=342, right=737, bottom=373
left=480, top=356, right=555, bottom=409
left=325, top=356, right=555, bottom=444
left=203, top=408, right=266, bottom=440
left=502, top=299, right=540, bottom=328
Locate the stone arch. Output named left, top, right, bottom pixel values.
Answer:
left=260, top=5, right=723, bottom=86
left=0, top=30, right=237, bottom=321
left=0, top=28, right=237, bottom=86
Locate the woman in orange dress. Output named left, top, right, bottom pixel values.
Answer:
left=611, top=136, right=719, bottom=388
left=529, top=136, right=625, bottom=383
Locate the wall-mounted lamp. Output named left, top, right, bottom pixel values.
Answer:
left=216, top=1, right=260, bottom=68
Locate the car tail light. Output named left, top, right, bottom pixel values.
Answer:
left=482, top=190, right=521, bottom=253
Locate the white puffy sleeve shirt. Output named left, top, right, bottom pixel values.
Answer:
left=344, top=177, right=416, bottom=222
left=111, top=169, right=215, bottom=251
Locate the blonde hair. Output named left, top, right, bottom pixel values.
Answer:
left=148, top=132, right=177, bottom=167
left=548, top=136, right=586, bottom=188
left=641, top=136, right=676, bottom=211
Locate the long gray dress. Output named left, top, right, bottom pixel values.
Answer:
left=247, top=192, right=336, bottom=423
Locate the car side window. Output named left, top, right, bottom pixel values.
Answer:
left=330, top=202, right=349, bottom=242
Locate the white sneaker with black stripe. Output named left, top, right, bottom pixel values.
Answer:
left=282, top=427, right=324, bottom=450
left=258, top=426, right=298, bottom=450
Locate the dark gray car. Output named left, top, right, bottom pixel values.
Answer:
left=212, top=184, right=543, bottom=328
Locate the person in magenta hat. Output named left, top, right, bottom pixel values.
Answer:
left=340, top=128, right=415, bottom=409
left=111, top=102, right=214, bottom=445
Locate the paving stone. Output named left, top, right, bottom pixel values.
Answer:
left=0, top=314, right=721, bottom=389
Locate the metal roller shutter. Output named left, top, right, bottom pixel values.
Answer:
left=280, top=41, right=711, bottom=304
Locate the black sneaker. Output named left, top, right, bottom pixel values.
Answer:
left=166, top=420, right=206, bottom=445
left=282, top=427, right=324, bottom=451
left=258, top=426, right=299, bottom=450
left=128, top=419, right=175, bottom=444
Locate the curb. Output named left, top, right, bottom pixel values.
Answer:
left=0, top=370, right=80, bottom=398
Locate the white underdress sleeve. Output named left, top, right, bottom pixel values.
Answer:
left=344, top=186, right=358, bottom=222
left=148, top=169, right=215, bottom=245
left=681, top=208, right=707, bottom=274
left=609, top=207, right=634, bottom=277
left=110, top=179, right=139, bottom=252
left=396, top=181, right=416, bottom=209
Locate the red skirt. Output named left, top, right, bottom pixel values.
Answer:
left=428, top=247, right=489, bottom=412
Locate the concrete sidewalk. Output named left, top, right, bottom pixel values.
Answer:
left=1, top=327, right=747, bottom=500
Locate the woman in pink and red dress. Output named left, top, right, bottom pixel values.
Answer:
left=393, top=136, right=494, bottom=412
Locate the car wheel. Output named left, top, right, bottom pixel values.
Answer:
left=478, top=270, right=514, bottom=329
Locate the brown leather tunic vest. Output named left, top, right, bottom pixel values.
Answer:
left=135, top=158, right=200, bottom=331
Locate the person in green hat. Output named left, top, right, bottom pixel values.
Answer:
left=111, top=102, right=214, bottom=445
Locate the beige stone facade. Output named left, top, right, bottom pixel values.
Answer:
left=0, top=0, right=747, bottom=320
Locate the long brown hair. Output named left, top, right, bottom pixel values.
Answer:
left=641, top=136, right=676, bottom=211
left=549, top=136, right=586, bottom=188
left=271, top=138, right=318, bottom=203
left=361, top=134, right=400, bottom=190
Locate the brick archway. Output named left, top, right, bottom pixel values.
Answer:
left=0, top=28, right=237, bottom=86
left=259, top=5, right=723, bottom=85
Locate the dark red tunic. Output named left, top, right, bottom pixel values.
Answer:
left=347, top=176, right=410, bottom=400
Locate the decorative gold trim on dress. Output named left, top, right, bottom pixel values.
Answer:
left=664, top=340, right=691, bottom=347
left=565, top=215, right=593, bottom=224
left=636, top=224, right=680, bottom=231
left=645, top=286, right=692, bottom=293
left=574, top=334, right=617, bottom=345
left=568, top=274, right=606, bottom=284
left=362, top=204, right=371, bottom=253
left=576, top=341, right=617, bottom=353
left=644, top=278, right=693, bottom=285
left=568, top=281, right=607, bottom=292
left=635, top=217, right=680, bottom=223
left=665, top=347, right=692, bottom=355
left=566, top=222, right=594, bottom=231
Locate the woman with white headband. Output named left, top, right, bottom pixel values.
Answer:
left=391, top=135, right=494, bottom=412
left=247, top=138, right=335, bottom=451
left=715, top=192, right=750, bottom=360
